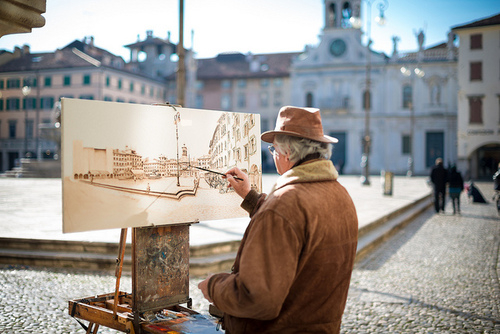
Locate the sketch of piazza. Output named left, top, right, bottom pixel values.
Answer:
left=71, top=112, right=261, bottom=200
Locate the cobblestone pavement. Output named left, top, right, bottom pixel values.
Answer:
left=341, top=183, right=500, bottom=333
left=0, top=266, right=212, bottom=334
left=0, top=183, right=497, bottom=333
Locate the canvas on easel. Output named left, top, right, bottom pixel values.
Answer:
left=64, top=99, right=262, bottom=333
left=61, top=98, right=262, bottom=233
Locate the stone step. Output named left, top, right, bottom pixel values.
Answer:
left=0, top=237, right=239, bottom=276
left=0, top=194, right=432, bottom=276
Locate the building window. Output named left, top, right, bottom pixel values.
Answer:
left=26, top=119, right=34, bottom=138
left=7, top=78, right=20, bottom=89
left=237, top=93, right=246, bottom=108
left=237, top=80, right=246, bottom=88
left=83, top=74, right=91, bottom=85
left=274, top=91, right=282, bottom=107
left=402, top=85, right=412, bottom=108
left=40, top=97, right=55, bottom=109
left=63, top=75, right=71, bottom=86
left=430, top=83, right=441, bottom=105
left=470, top=34, right=482, bottom=50
left=306, top=92, right=314, bottom=107
left=23, top=98, right=36, bottom=110
left=130, top=82, right=134, bottom=92
left=195, top=81, right=204, bottom=90
left=470, top=62, right=482, bottom=81
left=0, top=79, right=4, bottom=89
left=141, top=84, right=145, bottom=95
left=260, top=92, right=269, bottom=107
left=195, top=94, right=203, bottom=109
left=468, top=96, right=483, bottom=124
left=118, top=79, right=123, bottom=90
left=363, top=90, right=372, bottom=110
left=23, top=77, right=36, bottom=87
left=6, top=98, right=20, bottom=111
left=221, top=80, right=231, bottom=89
left=44, top=76, right=51, bottom=87
left=221, top=94, right=231, bottom=110
left=79, top=95, right=94, bottom=100
left=260, top=79, right=269, bottom=87
left=0, top=99, right=3, bottom=111
left=106, top=76, right=111, bottom=87
left=402, top=135, right=411, bottom=154
left=273, top=78, right=283, bottom=87
left=104, top=96, right=113, bottom=101
left=8, top=120, right=17, bottom=138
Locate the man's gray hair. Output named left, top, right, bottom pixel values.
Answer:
left=274, top=134, right=332, bottom=164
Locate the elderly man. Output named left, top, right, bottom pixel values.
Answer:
left=198, top=106, right=358, bottom=333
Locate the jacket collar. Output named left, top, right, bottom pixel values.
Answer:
left=271, top=159, right=339, bottom=194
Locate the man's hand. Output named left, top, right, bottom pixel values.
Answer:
left=225, top=167, right=251, bottom=199
left=198, top=274, right=214, bottom=303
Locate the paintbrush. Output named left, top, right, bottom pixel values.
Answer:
left=192, top=166, right=244, bottom=181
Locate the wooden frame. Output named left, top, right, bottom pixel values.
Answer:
left=68, top=224, right=217, bottom=334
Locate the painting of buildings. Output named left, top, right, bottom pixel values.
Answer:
left=62, top=98, right=261, bottom=233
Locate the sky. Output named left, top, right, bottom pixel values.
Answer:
left=1, top=0, right=499, bottom=61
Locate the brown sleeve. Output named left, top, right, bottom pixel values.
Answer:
left=241, top=190, right=267, bottom=217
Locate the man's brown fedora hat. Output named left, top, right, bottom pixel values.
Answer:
left=261, top=106, right=338, bottom=144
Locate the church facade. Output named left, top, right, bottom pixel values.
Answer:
left=291, top=0, right=458, bottom=176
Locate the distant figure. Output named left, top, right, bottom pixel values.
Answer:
left=448, top=166, right=464, bottom=214
left=430, top=158, right=448, bottom=213
left=147, top=183, right=150, bottom=193
left=467, top=181, right=487, bottom=204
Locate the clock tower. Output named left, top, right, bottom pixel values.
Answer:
left=290, top=0, right=387, bottom=174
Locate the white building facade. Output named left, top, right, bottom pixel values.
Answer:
left=291, top=0, right=458, bottom=176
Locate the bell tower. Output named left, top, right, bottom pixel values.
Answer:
left=324, top=0, right=361, bottom=29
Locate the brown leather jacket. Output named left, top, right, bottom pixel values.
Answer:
left=207, top=159, right=358, bottom=333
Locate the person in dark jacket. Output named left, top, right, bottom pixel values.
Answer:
left=430, top=158, right=448, bottom=213
left=448, top=165, right=464, bottom=214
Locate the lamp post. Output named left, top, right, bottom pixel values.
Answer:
left=22, top=84, right=31, bottom=158
left=400, top=66, right=425, bottom=177
left=177, top=0, right=185, bottom=106
left=350, top=0, right=388, bottom=186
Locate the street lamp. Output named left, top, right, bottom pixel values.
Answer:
left=350, top=0, right=388, bottom=186
left=22, top=84, right=32, bottom=158
left=400, top=66, right=425, bottom=177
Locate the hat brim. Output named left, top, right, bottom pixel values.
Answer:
left=261, top=130, right=338, bottom=144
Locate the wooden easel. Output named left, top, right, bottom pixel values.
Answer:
left=69, top=223, right=216, bottom=334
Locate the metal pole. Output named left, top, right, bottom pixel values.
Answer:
left=361, top=1, right=372, bottom=186
left=177, top=0, right=185, bottom=106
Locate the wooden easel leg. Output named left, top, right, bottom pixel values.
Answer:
left=113, top=228, right=128, bottom=319
left=86, top=322, right=99, bottom=334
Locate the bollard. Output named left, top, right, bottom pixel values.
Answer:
left=381, top=170, right=394, bottom=196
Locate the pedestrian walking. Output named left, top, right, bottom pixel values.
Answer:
left=198, top=106, right=358, bottom=334
left=448, top=165, right=464, bottom=214
left=430, top=158, right=448, bottom=213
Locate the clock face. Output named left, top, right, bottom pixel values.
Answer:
left=330, top=39, right=347, bottom=57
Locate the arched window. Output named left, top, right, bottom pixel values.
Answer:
left=306, top=92, right=314, bottom=107
left=362, top=90, right=371, bottom=110
left=328, top=3, right=336, bottom=27
left=342, top=2, right=352, bottom=27
left=402, top=85, right=413, bottom=109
